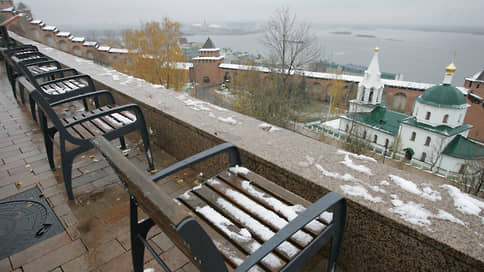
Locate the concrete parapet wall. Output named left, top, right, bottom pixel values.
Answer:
left=10, top=33, right=484, bottom=272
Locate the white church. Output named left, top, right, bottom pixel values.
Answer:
left=327, top=47, right=484, bottom=175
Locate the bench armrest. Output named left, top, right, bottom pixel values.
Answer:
left=234, top=192, right=346, bottom=272
left=23, top=60, right=61, bottom=69
left=33, top=68, right=79, bottom=79
left=64, top=103, right=141, bottom=129
left=39, top=74, right=95, bottom=90
left=50, top=90, right=116, bottom=107
left=151, top=143, right=242, bottom=182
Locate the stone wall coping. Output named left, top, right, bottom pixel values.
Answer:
left=10, top=32, right=483, bottom=267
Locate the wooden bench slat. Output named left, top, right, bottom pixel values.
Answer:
left=219, top=170, right=328, bottom=236
left=179, top=191, right=286, bottom=271
left=192, top=184, right=301, bottom=261
left=206, top=177, right=314, bottom=248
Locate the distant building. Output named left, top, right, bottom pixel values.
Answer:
left=331, top=48, right=484, bottom=176
left=192, top=37, right=224, bottom=86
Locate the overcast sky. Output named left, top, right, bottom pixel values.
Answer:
left=16, top=0, right=484, bottom=29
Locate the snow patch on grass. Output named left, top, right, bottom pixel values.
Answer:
left=341, top=155, right=373, bottom=175
left=340, top=184, right=382, bottom=203
left=441, top=184, right=484, bottom=216
left=337, top=149, right=377, bottom=163
left=389, top=175, right=441, bottom=201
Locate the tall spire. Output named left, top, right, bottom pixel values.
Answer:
left=361, top=46, right=383, bottom=89
left=443, top=51, right=457, bottom=85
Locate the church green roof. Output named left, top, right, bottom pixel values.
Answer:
left=442, top=135, right=484, bottom=160
left=416, top=84, right=467, bottom=109
left=342, top=106, right=408, bottom=135
left=401, top=117, right=472, bottom=136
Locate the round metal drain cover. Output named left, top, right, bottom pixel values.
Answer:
left=0, top=200, right=48, bottom=245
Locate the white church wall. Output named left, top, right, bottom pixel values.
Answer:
left=339, top=118, right=395, bottom=152
left=413, top=102, right=468, bottom=128
left=437, top=155, right=465, bottom=174
left=399, top=124, right=449, bottom=163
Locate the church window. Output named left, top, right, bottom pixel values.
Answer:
left=385, top=139, right=389, bottom=148
left=363, top=131, right=367, bottom=139
left=469, top=82, right=472, bottom=87
left=345, top=124, right=349, bottom=132
left=425, top=136, right=431, bottom=146
left=421, top=152, right=427, bottom=162
left=410, top=132, right=416, bottom=141
left=369, top=90, right=374, bottom=103
left=361, top=90, right=365, bottom=101
left=203, top=76, right=210, bottom=83
left=459, top=164, right=466, bottom=174
left=425, top=112, right=431, bottom=120
left=443, top=114, right=449, bottom=123
left=373, top=135, right=377, bottom=143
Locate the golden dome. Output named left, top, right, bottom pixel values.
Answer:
left=374, top=46, right=379, bottom=52
left=446, top=51, right=457, bottom=75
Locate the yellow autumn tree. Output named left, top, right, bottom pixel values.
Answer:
left=327, top=75, right=348, bottom=115
left=114, top=19, right=187, bottom=91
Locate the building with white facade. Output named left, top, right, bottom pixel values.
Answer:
left=331, top=48, right=484, bottom=175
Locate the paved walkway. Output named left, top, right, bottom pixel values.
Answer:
left=0, top=62, right=198, bottom=272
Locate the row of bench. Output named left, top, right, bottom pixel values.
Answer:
left=1, top=33, right=347, bottom=272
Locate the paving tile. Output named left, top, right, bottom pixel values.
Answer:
left=10, top=232, right=72, bottom=269
left=151, top=232, right=174, bottom=253
left=96, top=202, right=130, bottom=225
left=0, top=183, right=18, bottom=200
left=97, top=250, right=132, bottom=272
left=181, top=262, right=199, bottom=272
left=22, top=239, right=86, bottom=272
left=160, top=247, right=190, bottom=271
left=81, top=217, right=130, bottom=250
left=62, top=239, right=125, bottom=271
left=0, top=258, right=12, bottom=271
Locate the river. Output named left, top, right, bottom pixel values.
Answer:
left=188, top=26, right=484, bottom=86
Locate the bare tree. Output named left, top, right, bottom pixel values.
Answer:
left=263, top=7, right=319, bottom=78
left=460, top=160, right=484, bottom=196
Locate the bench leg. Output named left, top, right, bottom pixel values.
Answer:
left=30, top=96, right=37, bottom=121
left=139, top=126, right=154, bottom=171
left=61, top=152, right=75, bottom=200
left=39, top=111, right=55, bottom=170
left=5, top=63, right=16, bottom=96
left=18, top=83, right=25, bottom=104
left=130, top=197, right=161, bottom=272
left=119, top=136, right=126, bottom=150
left=327, top=201, right=347, bottom=272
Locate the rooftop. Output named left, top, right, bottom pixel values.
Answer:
left=442, top=135, right=484, bottom=160
left=341, top=106, right=408, bottom=135
left=401, top=117, right=473, bottom=137
left=417, top=84, right=468, bottom=109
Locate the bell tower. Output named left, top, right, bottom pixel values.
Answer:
left=349, top=46, right=385, bottom=113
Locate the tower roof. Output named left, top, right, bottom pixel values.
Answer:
left=202, top=37, right=216, bottom=49
left=360, top=47, right=383, bottom=89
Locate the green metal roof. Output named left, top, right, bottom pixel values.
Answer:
left=442, top=135, right=484, bottom=160
left=416, top=84, right=467, bottom=108
left=342, top=106, right=408, bottom=135
left=401, top=117, right=472, bottom=137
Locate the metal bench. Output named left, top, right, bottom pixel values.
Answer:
left=11, top=52, right=97, bottom=121
left=18, top=76, right=154, bottom=200
left=92, top=136, right=347, bottom=272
